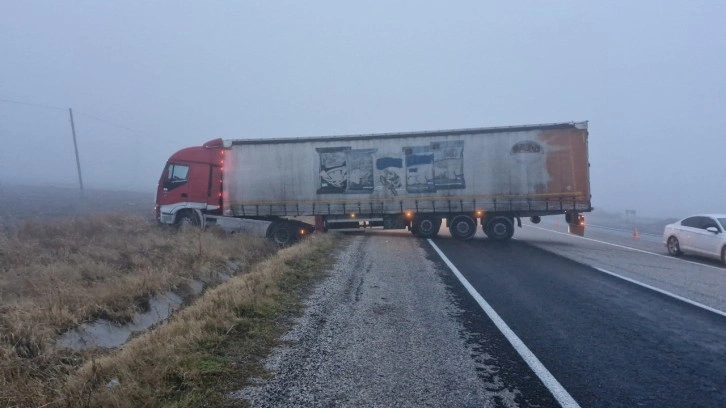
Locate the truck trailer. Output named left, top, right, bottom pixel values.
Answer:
left=155, top=121, right=592, bottom=244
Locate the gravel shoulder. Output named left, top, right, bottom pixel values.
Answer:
left=232, top=232, right=522, bottom=407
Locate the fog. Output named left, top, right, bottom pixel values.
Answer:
left=1, top=1, right=724, bottom=218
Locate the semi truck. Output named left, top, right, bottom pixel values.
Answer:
left=155, top=121, right=592, bottom=244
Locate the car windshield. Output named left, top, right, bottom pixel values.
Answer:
left=718, top=218, right=726, bottom=230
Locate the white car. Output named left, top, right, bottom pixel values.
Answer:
left=663, top=214, right=726, bottom=265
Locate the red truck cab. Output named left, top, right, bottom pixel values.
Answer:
left=155, top=139, right=225, bottom=225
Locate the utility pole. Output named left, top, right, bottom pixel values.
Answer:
left=68, top=108, right=84, bottom=195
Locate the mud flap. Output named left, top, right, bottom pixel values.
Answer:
left=566, top=213, right=586, bottom=236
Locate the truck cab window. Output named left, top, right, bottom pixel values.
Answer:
left=164, top=164, right=189, bottom=190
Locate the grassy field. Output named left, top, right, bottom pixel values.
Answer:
left=0, top=211, right=337, bottom=407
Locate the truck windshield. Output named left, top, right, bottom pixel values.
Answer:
left=163, top=163, right=189, bottom=190
left=168, top=164, right=189, bottom=182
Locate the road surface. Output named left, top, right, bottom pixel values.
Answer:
left=234, top=222, right=726, bottom=407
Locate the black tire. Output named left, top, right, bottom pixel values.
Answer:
left=175, top=210, right=199, bottom=228
left=268, top=222, right=297, bottom=246
left=484, top=216, right=514, bottom=241
left=667, top=236, right=682, bottom=257
left=414, top=216, right=441, bottom=238
left=721, top=246, right=726, bottom=266
left=449, top=215, right=477, bottom=240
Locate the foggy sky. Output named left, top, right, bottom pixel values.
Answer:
left=1, top=1, right=725, bottom=218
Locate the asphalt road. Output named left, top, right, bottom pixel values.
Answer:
left=431, top=223, right=726, bottom=407
left=517, top=220, right=726, bottom=313
left=235, top=221, right=726, bottom=407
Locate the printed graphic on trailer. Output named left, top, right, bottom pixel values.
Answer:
left=509, top=139, right=549, bottom=194
left=316, top=147, right=378, bottom=194
left=312, top=133, right=573, bottom=196
left=432, top=140, right=465, bottom=190
left=376, top=157, right=403, bottom=196
left=403, top=146, right=435, bottom=193
left=316, top=141, right=466, bottom=195
left=314, top=137, right=560, bottom=196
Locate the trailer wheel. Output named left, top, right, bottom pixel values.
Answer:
left=414, top=216, right=441, bottom=238
left=484, top=216, right=514, bottom=241
left=175, top=210, right=199, bottom=228
left=268, top=222, right=298, bottom=246
left=449, top=215, right=477, bottom=240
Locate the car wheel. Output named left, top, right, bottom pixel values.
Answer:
left=667, top=236, right=682, bottom=257
left=721, top=246, right=726, bottom=266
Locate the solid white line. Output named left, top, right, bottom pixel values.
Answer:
left=526, top=225, right=725, bottom=271
left=524, top=225, right=726, bottom=317
left=592, top=267, right=726, bottom=318
left=427, top=239, right=580, bottom=408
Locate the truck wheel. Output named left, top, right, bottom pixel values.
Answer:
left=268, top=222, right=297, bottom=246
left=485, top=217, right=514, bottom=241
left=414, top=216, right=441, bottom=238
left=449, top=215, right=476, bottom=240
left=666, top=236, right=682, bottom=257
left=175, top=210, right=199, bottom=228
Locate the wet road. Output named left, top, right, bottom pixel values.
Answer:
left=235, top=221, right=726, bottom=407
left=430, top=224, right=726, bottom=407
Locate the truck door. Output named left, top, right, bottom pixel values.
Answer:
left=185, top=163, right=212, bottom=205
left=159, top=163, right=191, bottom=205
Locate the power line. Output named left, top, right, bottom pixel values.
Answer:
left=74, top=111, right=151, bottom=137
left=0, top=97, right=66, bottom=111
left=0, top=96, right=152, bottom=138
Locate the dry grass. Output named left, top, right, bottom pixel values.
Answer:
left=59, top=233, right=337, bottom=407
left=0, top=214, right=290, bottom=407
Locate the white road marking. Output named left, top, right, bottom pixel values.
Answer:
left=427, top=239, right=581, bottom=408
left=592, top=267, right=726, bottom=318
left=524, top=225, right=726, bottom=317
left=526, top=225, right=726, bottom=271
